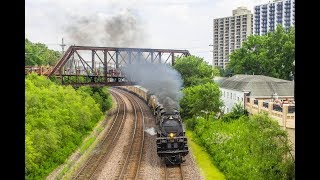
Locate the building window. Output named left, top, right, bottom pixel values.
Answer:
left=237, top=97, right=239, bottom=101
left=230, top=93, right=232, bottom=99
left=227, top=92, right=229, bottom=98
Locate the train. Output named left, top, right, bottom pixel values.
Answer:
left=117, top=85, right=189, bottom=165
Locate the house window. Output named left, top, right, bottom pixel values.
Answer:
left=227, top=108, right=229, bottom=113
left=237, top=97, right=239, bottom=101
left=227, top=92, right=229, bottom=98
left=230, top=93, right=232, bottom=99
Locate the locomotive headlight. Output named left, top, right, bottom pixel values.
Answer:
left=169, top=133, right=174, bottom=138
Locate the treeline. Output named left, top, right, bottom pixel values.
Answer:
left=25, top=73, right=112, bottom=179
left=173, top=55, right=295, bottom=179
left=25, top=38, right=61, bottom=66
left=227, top=25, right=295, bottom=80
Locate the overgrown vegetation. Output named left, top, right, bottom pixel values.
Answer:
left=186, top=131, right=226, bottom=180
left=186, top=113, right=295, bottom=179
left=25, top=38, right=61, bottom=66
left=25, top=73, right=112, bottom=179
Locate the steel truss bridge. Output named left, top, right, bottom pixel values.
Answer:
left=25, top=46, right=190, bottom=86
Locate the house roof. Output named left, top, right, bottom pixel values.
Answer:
left=213, top=77, right=228, bottom=85
left=219, top=74, right=294, bottom=97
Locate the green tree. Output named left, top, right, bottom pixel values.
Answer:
left=191, top=113, right=295, bottom=179
left=221, top=102, right=248, bottom=122
left=25, top=38, right=61, bottom=66
left=212, top=67, right=221, bottom=77
left=227, top=25, right=295, bottom=80
left=180, top=82, right=223, bottom=119
left=25, top=73, right=110, bottom=179
left=174, top=55, right=214, bottom=87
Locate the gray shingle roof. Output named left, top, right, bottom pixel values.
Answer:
left=219, top=75, right=294, bottom=97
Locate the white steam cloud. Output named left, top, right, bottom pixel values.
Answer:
left=121, top=61, right=183, bottom=108
left=144, top=127, right=157, bottom=136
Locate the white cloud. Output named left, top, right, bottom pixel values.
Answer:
left=26, top=0, right=270, bottom=64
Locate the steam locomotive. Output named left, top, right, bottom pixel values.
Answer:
left=118, top=85, right=189, bottom=165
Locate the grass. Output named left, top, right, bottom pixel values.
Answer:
left=186, top=130, right=226, bottom=180
left=79, top=136, right=95, bottom=154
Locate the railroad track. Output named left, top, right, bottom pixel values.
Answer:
left=164, top=164, right=185, bottom=180
left=72, top=89, right=127, bottom=179
left=115, top=88, right=145, bottom=180
left=72, top=87, right=187, bottom=179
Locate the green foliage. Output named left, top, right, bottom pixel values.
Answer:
left=212, top=67, right=221, bottom=77
left=186, top=130, right=226, bottom=180
left=180, top=82, right=223, bottom=119
left=76, top=86, right=113, bottom=112
left=221, top=102, right=248, bottom=122
left=25, top=73, right=111, bottom=179
left=25, top=38, right=61, bottom=66
left=80, top=137, right=95, bottom=154
left=174, top=55, right=214, bottom=87
left=48, top=76, right=62, bottom=85
left=62, top=76, right=91, bottom=84
left=227, top=25, right=295, bottom=80
left=189, top=113, right=295, bottom=179
left=217, top=66, right=233, bottom=77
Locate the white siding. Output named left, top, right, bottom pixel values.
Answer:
left=220, top=88, right=245, bottom=114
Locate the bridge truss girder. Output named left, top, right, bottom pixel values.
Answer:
left=48, top=46, right=190, bottom=86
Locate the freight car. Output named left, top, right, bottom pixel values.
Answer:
left=118, top=85, right=189, bottom=165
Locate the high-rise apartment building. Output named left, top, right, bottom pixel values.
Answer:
left=253, top=0, right=295, bottom=35
left=212, top=7, right=253, bottom=69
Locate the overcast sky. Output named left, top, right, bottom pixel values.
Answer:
left=25, top=0, right=269, bottom=65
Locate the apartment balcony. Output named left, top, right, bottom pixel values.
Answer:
left=276, top=16, right=282, bottom=20
left=277, top=3, right=283, bottom=6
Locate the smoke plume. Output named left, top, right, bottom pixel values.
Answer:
left=121, top=61, right=183, bottom=108
left=64, top=9, right=146, bottom=47
left=145, top=127, right=157, bottom=136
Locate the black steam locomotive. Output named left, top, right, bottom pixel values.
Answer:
left=118, top=85, right=189, bottom=165
left=154, top=100, right=189, bottom=165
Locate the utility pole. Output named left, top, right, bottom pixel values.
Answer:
left=60, top=38, right=66, bottom=55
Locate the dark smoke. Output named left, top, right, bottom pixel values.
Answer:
left=65, top=9, right=146, bottom=47
left=121, top=62, right=183, bottom=109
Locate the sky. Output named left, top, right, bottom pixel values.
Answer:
left=25, top=0, right=269, bottom=65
